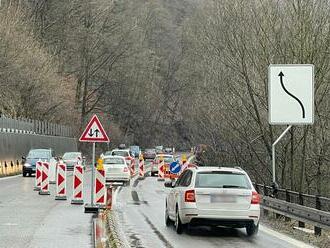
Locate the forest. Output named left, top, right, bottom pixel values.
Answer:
left=0, top=0, right=329, bottom=197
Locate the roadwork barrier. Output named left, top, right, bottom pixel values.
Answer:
left=39, top=161, right=50, bottom=195
left=71, top=164, right=84, bottom=204
left=34, top=161, right=42, bottom=191
left=55, top=163, right=67, bottom=200
left=95, top=168, right=106, bottom=205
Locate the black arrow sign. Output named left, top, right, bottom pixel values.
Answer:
left=278, top=71, right=305, bottom=119
left=88, top=129, right=100, bottom=137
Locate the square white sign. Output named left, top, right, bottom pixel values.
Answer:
left=268, top=64, right=314, bottom=125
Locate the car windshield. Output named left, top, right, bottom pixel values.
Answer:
left=195, top=171, right=251, bottom=189
left=104, top=157, right=125, bottom=164
left=145, top=149, right=155, bottom=153
left=111, top=150, right=129, bottom=157
left=63, top=152, right=81, bottom=160
left=27, top=150, right=50, bottom=159
left=130, top=146, right=139, bottom=151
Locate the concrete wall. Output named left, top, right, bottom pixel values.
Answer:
left=0, top=132, right=77, bottom=164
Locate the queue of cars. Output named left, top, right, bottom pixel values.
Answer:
left=22, top=144, right=259, bottom=237
left=22, top=149, right=86, bottom=177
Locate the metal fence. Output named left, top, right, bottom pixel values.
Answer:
left=0, top=116, right=73, bottom=137
left=254, top=183, right=330, bottom=212
left=254, top=183, right=330, bottom=236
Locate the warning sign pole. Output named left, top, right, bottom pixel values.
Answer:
left=81, top=114, right=110, bottom=214
left=85, top=142, right=97, bottom=213
left=92, top=142, right=95, bottom=206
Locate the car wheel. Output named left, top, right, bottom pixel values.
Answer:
left=165, top=204, right=172, bottom=227
left=246, top=223, right=259, bottom=237
left=175, top=207, right=184, bottom=234
left=22, top=172, right=27, bottom=177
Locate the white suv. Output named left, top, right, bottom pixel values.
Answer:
left=165, top=167, right=260, bottom=236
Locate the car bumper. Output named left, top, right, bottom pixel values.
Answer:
left=23, top=166, right=36, bottom=174
left=106, top=175, right=130, bottom=182
left=179, top=208, right=260, bottom=226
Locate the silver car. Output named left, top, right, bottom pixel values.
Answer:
left=103, top=156, right=130, bottom=186
left=165, top=167, right=260, bottom=235
left=62, top=152, right=84, bottom=170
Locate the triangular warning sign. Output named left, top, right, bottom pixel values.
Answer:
left=79, top=114, right=110, bottom=142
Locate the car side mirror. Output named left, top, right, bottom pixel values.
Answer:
left=164, top=181, right=174, bottom=188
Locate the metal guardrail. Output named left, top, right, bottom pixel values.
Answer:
left=0, top=116, right=73, bottom=137
left=254, top=183, right=330, bottom=236
left=262, top=196, right=330, bottom=229
left=254, top=183, right=330, bottom=212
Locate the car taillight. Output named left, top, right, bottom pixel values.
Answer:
left=123, top=167, right=128, bottom=172
left=185, top=190, right=196, bottom=203
left=251, top=191, right=260, bottom=204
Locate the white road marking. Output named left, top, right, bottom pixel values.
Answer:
left=259, top=224, right=314, bottom=248
left=0, top=174, right=21, bottom=181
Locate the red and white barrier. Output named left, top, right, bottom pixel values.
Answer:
left=49, top=159, right=57, bottom=184
left=55, top=162, right=67, bottom=200
left=130, top=159, right=135, bottom=177
left=106, top=185, right=113, bottom=209
left=71, top=164, right=84, bottom=204
left=180, top=161, right=189, bottom=173
left=139, top=159, right=144, bottom=178
left=39, top=161, right=50, bottom=195
left=94, top=168, right=106, bottom=205
left=34, top=160, right=42, bottom=191
left=157, top=160, right=165, bottom=181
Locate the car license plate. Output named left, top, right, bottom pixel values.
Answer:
left=211, top=195, right=236, bottom=203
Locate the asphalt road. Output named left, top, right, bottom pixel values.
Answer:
left=114, top=164, right=313, bottom=248
left=0, top=170, right=93, bottom=248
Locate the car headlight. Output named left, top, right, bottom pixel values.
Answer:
left=24, top=163, right=31, bottom=167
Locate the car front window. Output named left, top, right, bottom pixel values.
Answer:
left=27, top=150, right=50, bottom=159
left=63, top=153, right=81, bottom=159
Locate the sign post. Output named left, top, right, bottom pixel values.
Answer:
left=79, top=114, right=109, bottom=213
left=268, top=64, right=314, bottom=189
